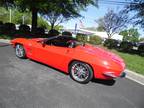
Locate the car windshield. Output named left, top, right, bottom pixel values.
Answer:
left=45, top=36, right=84, bottom=47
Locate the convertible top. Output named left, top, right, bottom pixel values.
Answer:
left=44, top=35, right=77, bottom=42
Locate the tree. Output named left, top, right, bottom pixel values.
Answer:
left=0, top=0, right=98, bottom=32
left=0, top=7, right=9, bottom=22
left=37, top=16, right=50, bottom=29
left=97, top=10, right=129, bottom=38
left=96, top=26, right=105, bottom=32
left=140, top=37, right=144, bottom=42
left=41, top=0, right=98, bottom=30
left=0, top=7, right=31, bottom=24
left=0, top=6, right=62, bottom=30
left=12, top=10, right=31, bottom=24
left=42, top=12, right=67, bottom=30
left=119, top=28, right=140, bottom=42
left=14, top=0, right=49, bottom=32
left=126, top=0, right=144, bottom=29
left=37, top=16, right=63, bottom=30
left=0, top=0, right=14, bottom=7
left=96, top=18, right=105, bottom=31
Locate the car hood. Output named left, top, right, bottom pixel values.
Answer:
left=77, top=44, right=124, bottom=63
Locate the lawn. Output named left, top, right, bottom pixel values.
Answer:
left=113, top=50, right=144, bottom=75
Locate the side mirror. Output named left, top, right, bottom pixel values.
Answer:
left=68, top=41, right=76, bottom=48
left=41, top=41, right=46, bottom=47
left=37, top=40, right=46, bottom=47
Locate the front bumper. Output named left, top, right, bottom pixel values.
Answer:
left=103, top=71, right=126, bottom=78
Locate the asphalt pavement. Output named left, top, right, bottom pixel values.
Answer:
left=0, top=42, right=144, bottom=108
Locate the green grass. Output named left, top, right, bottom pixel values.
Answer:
left=113, top=50, right=144, bottom=75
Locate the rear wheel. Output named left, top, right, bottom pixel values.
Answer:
left=15, top=44, right=26, bottom=59
left=69, top=61, right=93, bottom=84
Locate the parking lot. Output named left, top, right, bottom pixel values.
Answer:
left=0, top=42, right=144, bottom=108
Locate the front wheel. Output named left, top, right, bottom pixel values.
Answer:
left=15, top=44, right=26, bottom=59
left=69, top=61, right=93, bottom=84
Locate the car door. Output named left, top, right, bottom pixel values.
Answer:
left=33, top=37, right=74, bottom=71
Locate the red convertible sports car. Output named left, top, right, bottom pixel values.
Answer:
left=11, top=35, right=126, bottom=84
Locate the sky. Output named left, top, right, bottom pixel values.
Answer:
left=62, top=0, right=125, bottom=29
left=61, top=0, right=144, bottom=37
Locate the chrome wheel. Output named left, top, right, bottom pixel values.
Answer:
left=70, top=61, right=93, bottom=83
left=15, top=44, right=25, bottom=58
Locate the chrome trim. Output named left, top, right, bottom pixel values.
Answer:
left=103, top=72, right=117, bottom=78
left=103, top=71, right=126, bottom=78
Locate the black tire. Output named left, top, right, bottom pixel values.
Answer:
left=15, top=44, right=26, bottom=59
left=69, top=61, right=93, bottom=84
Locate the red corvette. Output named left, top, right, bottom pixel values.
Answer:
left=11, top=36, right=126, bottom=83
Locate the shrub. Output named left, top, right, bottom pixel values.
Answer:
left=14, top=32, right=36, bottom=38
left=138, top=44, right=144, bottom=56
left=2, top=23, right=16, bottom=34
left=35, top=27, right=45, bottom=34
left=104, top=39, right=120, bottom=49
left=0, top=21, right=3, bottom=25
left=140, top=38, right=144, bottom=42
left=62, top=31, right=72, bottom=36
left=76, top=33, right=87, bottom=43
left=88, top=35, right=103, bottom=45
left=19, top=24, right=30, bottom=33
left=120, top=41, right=133, bottom=51
left=48, top=29, right=59, bottom=37
left=0, top=21, right=3, bottom=33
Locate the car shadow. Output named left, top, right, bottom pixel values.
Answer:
left=91, top=78, right=116, bottom=86
left=29, top=59, right=69, bottom=76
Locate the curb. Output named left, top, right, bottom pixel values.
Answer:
left=125, top=69, right=144, bottom=86
left=0, top=39, right=10, bottom=44
left=0, top=39, right=144, bottom=86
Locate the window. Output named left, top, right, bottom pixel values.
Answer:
left=45, top=36, right=75, bottom=47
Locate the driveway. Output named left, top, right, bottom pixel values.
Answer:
left=0, top=42, right=144, bottom=108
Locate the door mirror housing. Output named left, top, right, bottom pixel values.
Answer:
left=37, top=40, right=46, bottom=47
left=68, top=41, right=77, bottom=48
left=41, top=41, right=46, bottom=47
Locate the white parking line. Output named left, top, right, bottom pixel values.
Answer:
left=126, top=76, right=144, bottom=86
left=125, top=69, right=144, bottom=86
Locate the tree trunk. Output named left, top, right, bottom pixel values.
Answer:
left=32, top=8, right=38, bottom=32
left=51, top=23, right=54, bottom=30
left=107, top=33, right=111, bottom=39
